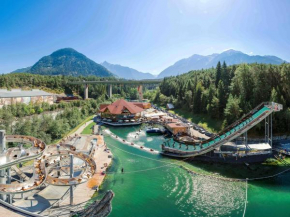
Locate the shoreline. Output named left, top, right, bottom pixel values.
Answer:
left=59, top=120, right=113, bottom=205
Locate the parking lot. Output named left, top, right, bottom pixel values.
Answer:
left=151, top=104, right=215, bottom=139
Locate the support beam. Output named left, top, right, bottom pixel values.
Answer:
left=0, top=170, right=6, bottom=201
left=0, top=131, right=6, bottom=201
left=137, top=85, right=143, bottom=101
left=265, top=118, right=267, bottom=143
left=7, top=168, right=11, bottom=204
left=270, top=113, right=273, bottom=148
left=69, top=154, right=74, bottom=205
left=20, top=177, right=23, bottom=199
left=57, top=144, right=60, bottom=177
left=84, top=84, right=89, bottom=100
left=244, top=131, right=248, bottom=155
left=267, top=116, right=270, bottom=144
left=107, top=84, right=112, bottom=98
left=0, top=130, right=6, bottom=153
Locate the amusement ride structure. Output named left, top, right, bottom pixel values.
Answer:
left=0, top=131, right=97, bottom=214
left=161, top=102, right=283, bottom=158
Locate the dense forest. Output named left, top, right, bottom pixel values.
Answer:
left=0, top=73, right=143, bottom=100
left=0, top=73, right=155, bottom=143
left=1, top=99, right=99, bottom=144
left=148, top=62, right=290, bottom=134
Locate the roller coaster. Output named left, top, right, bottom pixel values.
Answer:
left=161, top=102, right=283, bottom=158
left=0, top=133, right=96, bottom=200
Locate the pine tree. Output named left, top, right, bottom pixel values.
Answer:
left=217, top=81, right=226, bottom=116
left=221, top=61, right=230, bottom=91
left=224, top=94, right=242, bottom=124
left=193, top=82, right=203, bottom=113
left=215, top=61, right=222, bottom=88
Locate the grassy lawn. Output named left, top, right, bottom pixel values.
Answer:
left=51, top=115, right=95, bottom=145
left=81, top=122, right=96, bottom=135
left=167, top=108, right=223, bottom=133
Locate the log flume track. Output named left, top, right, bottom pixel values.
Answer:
left=161, top=102, right=283, bottom=158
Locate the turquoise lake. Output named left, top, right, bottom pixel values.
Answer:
left=96, top=125, right=290, bottom=217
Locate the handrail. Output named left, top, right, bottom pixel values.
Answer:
left=0, top=135, right=97, bottom=194
left=219, top=102, right=265, bottom=136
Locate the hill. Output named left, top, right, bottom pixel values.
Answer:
left=158, top=49, right=287, bottom=78
left=101, top=61, right=155, bottom=80
left=26, top=48, right=113, bottom=77
left=11, top=66, right=32, bottom=73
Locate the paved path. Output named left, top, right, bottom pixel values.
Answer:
left=61, top=134, right=112, bottom=205
left=189, top=128, right=210, bottom=139
left=13, top=185, right=70, bottom=213
left=0, top=205, right=25, bottom=217
left=71, top=119, right=94, bottom=136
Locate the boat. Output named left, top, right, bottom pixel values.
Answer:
left=146, top=128, right=164, bottom=134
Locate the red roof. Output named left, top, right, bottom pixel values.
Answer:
left=99, top=99, right=144, bottom=115
left=99, top=104, right=109, bottom=110
left=133, top=103, right=144, bottom=109
left=133, top=102, right=151, bottom=109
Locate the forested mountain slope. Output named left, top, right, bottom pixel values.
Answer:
left=154, top=62, right=290, bottom=133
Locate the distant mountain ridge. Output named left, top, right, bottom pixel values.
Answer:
left=158, top=49, right=287, bottom=78
left=101, top=61, right=155, bottom=80
left=11, top=48, right=287, bottom=79
left=25, top=48, right=113, bottom=77
left=11, top=66, right=32, bottom=73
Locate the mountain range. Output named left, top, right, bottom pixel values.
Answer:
left=12, top=48, right=287, bottom=79
left=101, top=61, right=155, bottom=80
left=15, top=48, right=113, bottom=77
left=157, top=49, right=287, bottom=78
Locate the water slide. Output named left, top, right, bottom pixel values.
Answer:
left=161, top=102, right=283, bottom=158
left=0, top=135, right=96, bottom=194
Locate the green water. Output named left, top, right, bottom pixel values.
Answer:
left=97, top=125, right=290, bottom=217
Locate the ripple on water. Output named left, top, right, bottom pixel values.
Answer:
left=104, top=126, right=246, bottom=217
left=163, top=168, right=246, bottom=216
left=147, top=137, right=153, bottom=142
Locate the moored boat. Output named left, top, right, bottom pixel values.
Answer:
left=146, top=128, right=164, bottom=134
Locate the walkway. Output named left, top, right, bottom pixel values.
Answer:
left=61, top=134, right=112, bottom=205
left=103, top=128, right=159, bottom=154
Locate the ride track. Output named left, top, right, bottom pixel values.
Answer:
left=161, top=102, right=283, bottom=158
left=0, top=135, right=97, bottom=194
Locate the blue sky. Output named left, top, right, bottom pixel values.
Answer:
left=0, top=0, right=290, bottom=74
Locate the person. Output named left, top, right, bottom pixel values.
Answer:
left=121, top=167, right=124, bottom=173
